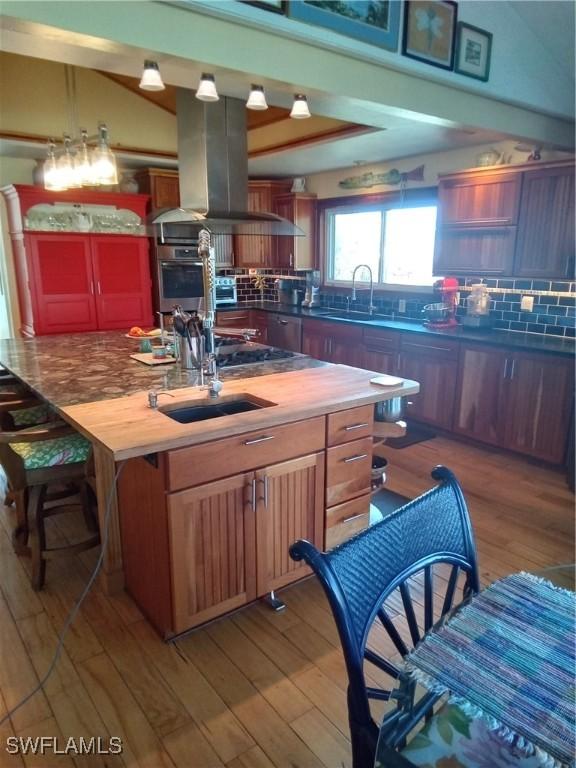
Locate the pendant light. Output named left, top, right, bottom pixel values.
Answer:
left=139, top=60, right=165, bottom=91
left=246, top=84, right=268, bottom=111
left=75, top=130, right=94, bottom=186
left=91, top=124, right=118, bottom=185
left=196, top=73, right=219, bottom=102
left=57, top=135, right=81, bottom=189
left=290, top=93, right=311, bottom=119
left=43, top=141, right=64, bottom=191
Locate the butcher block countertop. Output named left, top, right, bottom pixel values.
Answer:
left=62, top=365, right=418, bottom=460
left=0, top=332, right=419, bottom=460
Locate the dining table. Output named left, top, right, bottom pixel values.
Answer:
left=376, top=567, right=576, bottom=768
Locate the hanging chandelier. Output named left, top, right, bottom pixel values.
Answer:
left=43, top=124, right=118, bottom=191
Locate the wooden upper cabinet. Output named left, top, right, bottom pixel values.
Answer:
left=234, top=181, right=291, bottom=268
left=438, top=171, right=521, bottom=227
left=514, top=165, right=575, bottom=278
left=434, top=225, right=517, bottom=275
left=134, top=168, right=180, bottom=210
left=273, top=193, right=317, bottom=270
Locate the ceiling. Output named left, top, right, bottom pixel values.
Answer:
left=0, top=12, right=538, bottom=177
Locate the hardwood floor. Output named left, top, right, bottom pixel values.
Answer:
left=0, top=436, right=573, bottom=768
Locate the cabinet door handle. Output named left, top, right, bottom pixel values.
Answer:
left=244, top=435, right=275, bottom=445
left=263, top=475, right=269, bottom=508
left=90, top=281, right=95, bottom=295
left=345, top=423, right=369, bottom=431
left=509, top=359, right=516, bottom=380
left=289, top=253, right=293, bottom=267
left=342, top=512, right=366, bottom=524
left=343, top=453, right=368, bottom=463
left=251, top=477, right=257, bottom=512
left=278, top=319, right=288, bottom=325
left=503, top=358, right=509, bottom=379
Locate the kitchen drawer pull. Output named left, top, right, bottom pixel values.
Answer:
left=404, top=343, right=453, bottom=354
left=244, top=435, right=275, bottom=445
left=344, top=423, right=370, bottom=431
left=221, top=315, right=248, bottom=322
left=343, top=453, right=368, bottom=463
left=342, top=512, right=367, bottom=524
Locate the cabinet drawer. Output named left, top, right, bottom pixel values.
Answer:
left=326, top=436, right=372, bottom=507
left=327, top=405, right=374, bottom=447
left=167, top=416, right=326, bottom=490
left=400, top=337, right=460, bottom=361
left=216, top=311, right=251, bottom=326
left=363, top=328, right=400, bottom=352
left=325, top=494, right=371, bottom=550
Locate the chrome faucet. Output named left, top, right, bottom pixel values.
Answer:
left=351, top=264, right=376, bottom=316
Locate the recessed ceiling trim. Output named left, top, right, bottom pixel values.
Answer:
left=249, top=125, right=378, bottom=158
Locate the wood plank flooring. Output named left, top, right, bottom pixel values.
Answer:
left=0, top=436, right=573, bottom=767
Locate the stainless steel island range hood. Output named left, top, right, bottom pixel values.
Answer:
left=153, top=89, right=303, bottom=236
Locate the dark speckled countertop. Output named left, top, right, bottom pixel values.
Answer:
left=220, top=302, right=575, bottom=357
left=0, top=333, right=325, bottom=409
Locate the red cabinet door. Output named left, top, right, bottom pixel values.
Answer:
left=27, top=234, right=97, bottom=334
left=91, top=236, right=152, bottom=330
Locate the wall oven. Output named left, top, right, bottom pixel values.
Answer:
left=153, top=244, right=204, bottom=313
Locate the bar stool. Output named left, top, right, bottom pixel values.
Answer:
left=0, top=422, right=99, bottom=590
left=0, top=394, right=59, bottom=544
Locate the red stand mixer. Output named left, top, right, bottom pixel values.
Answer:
left=423, top=277, right=459, bottom=328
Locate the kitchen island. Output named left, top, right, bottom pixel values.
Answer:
left=0, top=332, right=418, bottom=636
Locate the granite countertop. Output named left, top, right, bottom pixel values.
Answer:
left=0, top=332, right=324, bottom=409
left=219, top=302, right=575, bottom=357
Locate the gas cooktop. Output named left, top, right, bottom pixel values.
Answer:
left=215, top=339, right=295, bottom=367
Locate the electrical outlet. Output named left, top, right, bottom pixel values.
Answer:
left=398, top=299, right=406, bottom=313
left=520, top=295, right=534, bottom=312
left=248, top=268, right=257, bottom=276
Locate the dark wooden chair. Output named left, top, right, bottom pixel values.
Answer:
left=0, top=421, right=98, bottom=590
left=290, top=465, right=480, bottom=768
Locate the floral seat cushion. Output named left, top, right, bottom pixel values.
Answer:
left=399, top=703, right=544, bottom=768
left=9, top=404, right=55, bottom=427
left=10, top=434, right=91, bottom=470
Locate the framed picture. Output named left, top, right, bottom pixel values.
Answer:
left=402, top=1, right=457, bottom=70
left=454, top=22, right=492, bottom=81
left=286, top=1, right=401, bottom=52
left=242, top=0, right=285, bottom=12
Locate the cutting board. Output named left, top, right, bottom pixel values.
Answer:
left=130, top=353, right=177, bottom=366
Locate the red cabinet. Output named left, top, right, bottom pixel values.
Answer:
left=28, top=234, right=97, bottom=335
left=27, top=233, right=152, bottom=335
left=91, top=236, right=152, bottom=330
left=1, top=184, right=152, bottom=336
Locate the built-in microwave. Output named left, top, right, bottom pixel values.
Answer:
left=153, top=245, right=204, bottom=313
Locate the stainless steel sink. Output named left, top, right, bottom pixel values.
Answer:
left=159, top=394, right=275, bottom=424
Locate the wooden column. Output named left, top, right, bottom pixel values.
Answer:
left=93, top=444, right=125, bottom=595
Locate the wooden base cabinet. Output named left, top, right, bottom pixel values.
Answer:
left=302, top=319, right=363, bottom=366
left=255, top=453, right=324, bottom=595
left=168, top=472, right=256, bottom=634
left=455, top=345, right=574, bottom=464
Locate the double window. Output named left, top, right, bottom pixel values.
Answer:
left=323, top=195, right=438, bottom=289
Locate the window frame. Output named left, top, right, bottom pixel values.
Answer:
left=318, top=187, right=439, bottom=293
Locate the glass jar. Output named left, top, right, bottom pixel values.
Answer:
left=467, top=283, right=491, bottom=316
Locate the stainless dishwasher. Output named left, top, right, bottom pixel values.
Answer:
left=267, top=314, right=302, bottom=352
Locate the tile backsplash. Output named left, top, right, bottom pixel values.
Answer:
left=223, top=270, right=575, bottom=338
